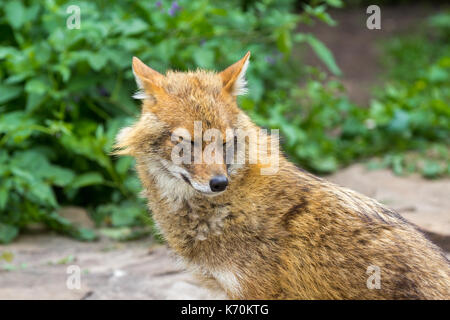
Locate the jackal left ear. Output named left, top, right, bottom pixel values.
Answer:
left=219, top=51, right=250, bottom=96
left=132, top=57, right=165, bottom=100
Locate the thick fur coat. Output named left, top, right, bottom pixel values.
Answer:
left=114, top=53, right=450, bottom=299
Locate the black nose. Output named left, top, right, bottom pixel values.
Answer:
left=209, top=175, right=228, bottom=192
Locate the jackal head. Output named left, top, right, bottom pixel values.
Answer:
left=114, top=52, right=263, bottom=198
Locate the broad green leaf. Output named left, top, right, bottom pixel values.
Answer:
left=0, top=85, right=22, bottom=104
left=0, top=47, right=18, bottom=59
left=422, top=160, right=442, bottom=178
left=307, top=35, right=342, bottom=76
left=0, top=224, right=19, bottom=244
left=276, top=28, right=292, bottom=54
left=388, top=109, right=409, bottom=132
left=111, top=208, right=138, bottom=227
left=71, top=172, right=105, bottom=189
left=30, top=183, right=58, bottom=207
left=312, top=156, right=338, bottom=173
left=87, top=52, right=108, bottom=71
left=26, top=93, right=46, bottom=113
left=193, top=49, right=214, bottom=69
left=25, top=78, right=47, bottom=95
left=5, top=1, right=26, bottom=29
left=48, top=167, right=75, bottom=187
left=115, top=156, right=133, bottom=175
left=119, top=19, right=148, bottom=36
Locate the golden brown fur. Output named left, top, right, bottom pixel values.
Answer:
left=114, top=54, right=450, bottom=299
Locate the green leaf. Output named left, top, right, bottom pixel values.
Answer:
left=120, top=19, right=148, bottom=36
left=312, top=156, right=338, bottom=173
left=73, top=228, right=97, bottom=241
left=307, top=35, right=342, bottom=76
left=422, top=160, right=442, bottom=178
left=0, top=47, right=18, bottom=60
left=0, top=84, right=22, bottom=104
left=30, top=182, right=58, bottom=207
left=193, top=49, right=214, bottom=69
left=53, top=65, right=71, bottom=82
left=87, top=52, right=108, bottom=71
left=26, top=93, right=46, bottom=113
left=111, top=205, right=141, bottom=227
left=5, top=1, right=26, bottom=29
left=71, top=172, right=104, bottom=189
left=392, top=155, right=404, bottom=176
left=48, top=167, right=75, bottom=187
left=325, top=0, right=343, bottom=8
left=43, top=212, right=97, bottom=241
left=276, top=28, right=292, bottom=54
left=115, top=156, right=133, bottom=175
left=0, top=224, right=19, bottom=244
left=25, top=78, right=47, bottom=95
left=388, top=109, right=409, bottom=133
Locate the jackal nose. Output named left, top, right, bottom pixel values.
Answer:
left=209, top=175, right=228, bottom=192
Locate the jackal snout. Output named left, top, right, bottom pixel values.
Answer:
left=180, top=162, right=228, bottom=194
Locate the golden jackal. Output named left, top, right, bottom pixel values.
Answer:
left=114, top=52, right=450, bottom=299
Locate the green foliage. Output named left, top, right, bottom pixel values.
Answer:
left=368, top=12, right=450, bottom=177
left=1, top=0, right=447, bottom=244
left=258, top=11, right=450, bottom=176
left=259, top=58, right=449, bottom=176
left=0, top=0, right=340, bottom=242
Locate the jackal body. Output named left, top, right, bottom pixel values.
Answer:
left=114, top=53, right=450, bottom=299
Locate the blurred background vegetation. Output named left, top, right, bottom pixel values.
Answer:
left=0, top=0, right=448, bottom=243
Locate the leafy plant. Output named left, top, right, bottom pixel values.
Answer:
left=252, top=11, right=450, bottom=177
left=1, top=1, right=447, bottom=244
left=0, top=0, right=341, bottom=243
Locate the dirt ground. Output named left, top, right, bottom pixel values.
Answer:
left=1, top=164, right=448, bottom=300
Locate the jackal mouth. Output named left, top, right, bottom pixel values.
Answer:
left=180, top=173, right=226, bottom=196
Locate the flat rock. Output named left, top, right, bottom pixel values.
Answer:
left=0, top=234, right=224, bottom=300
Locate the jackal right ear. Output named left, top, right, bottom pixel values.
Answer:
left=132, top=57, right=165, bottom=100
left=219, top=51, right=250, bottom=96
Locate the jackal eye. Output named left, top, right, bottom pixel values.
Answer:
left=172, top=136, right=183, bottom=143
left=172, top=135, right=193, bottom=145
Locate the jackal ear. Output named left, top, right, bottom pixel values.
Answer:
left=219, top=51, right=250, bottom=96
left=132, top=57, right=165, bottom=100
